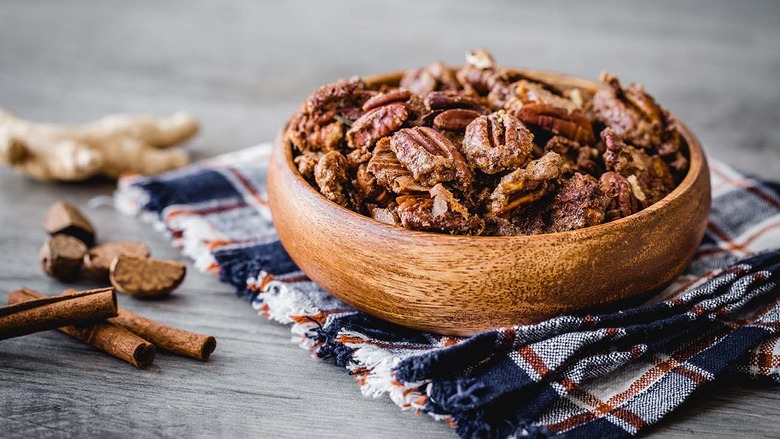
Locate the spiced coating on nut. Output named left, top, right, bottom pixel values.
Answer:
left=314, top=151, right=352, bottom=207
left=547, top=173, right=606, bottom=233
left=287, top=78, right=374, bottom=152
left=400, top=62, right=461, bottom=96
left=544, top=136, right=602, bottom=177
left=367, top=137, right=429, bottom=194
left=600, top=171, right=641, bottom=221
left=346, top=103, right=408, bottom=149
left=396, top=193, right=484, bottom=235
left=490, top=151, right=562, bottom=216
left=462, top=110, right=534, bottom=174
left=288, top=50, right=690, bottom=235
left=602, top=128, right=675, bottom=207
left=390, top=127, right=474, bottom=191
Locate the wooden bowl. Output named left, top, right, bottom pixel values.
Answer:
left=267, top=69, right=711, bottom=336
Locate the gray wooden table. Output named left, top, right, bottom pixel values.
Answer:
left=1, top=1, right=778, bottom=437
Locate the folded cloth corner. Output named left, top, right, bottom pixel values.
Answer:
left=115, top=143, right=780, bottom=438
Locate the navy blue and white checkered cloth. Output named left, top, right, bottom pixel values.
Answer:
left=116, top=144, right=780, bottom=438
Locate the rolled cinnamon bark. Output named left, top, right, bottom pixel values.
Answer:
left=0, top=287, right=116, bottom=340
left=111, top=310, right=216, bottom=361
left=7, top=288, right=155, bottom=368
left=62, top=288, right=216, bottom=361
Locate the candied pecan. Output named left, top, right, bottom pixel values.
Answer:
left=346, top=147, right=372, bottom=169
left=657, top=117, right=689, bottom=176
left=544, top=136, right=602, bottom=177
left=367, top=137, right=429, bottom=194
left=433, top=109, right=481, bottom=131
left=424, top=90, right=481, bottom=111
left=591, top=72, right=681, bottom=159
left=362, top=89, right=412, bottom=112
left=599, top=171, right=640, bottom=221
left=346, top=103, right=408, bottom=149
left=356, top=163, right=390, bottom=204
left=400, top=62, right=460, bottom=96
left=390, top=127, right=474, bottom=190
left=462, top=110, right=534, bottom=174
left=503, top=80, right=582, bottom=114
left=403, top=93, right=428, bottom=127
left=456, top=49, right=500, bottom=96
left=396, top=193, right=484, bottom=235
left=294, top=151, right=323, bottom=180
left=547, top=173, right=606, bottom=233
left=489, top=151, right=562, bottom=216
left=602, top=128, right=675, bottom=207
left=513, top=103, right=596, bottom=144
left=314, top=151, right=352, bottom=207
left=421, top=109, right=443, bottom=127
left=287, top=78, right=375, bottom=152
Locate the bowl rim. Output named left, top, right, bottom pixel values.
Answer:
left=276, top=68, right=708, bottom=242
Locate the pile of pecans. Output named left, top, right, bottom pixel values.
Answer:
left=286, top=49, right=689, bottom=236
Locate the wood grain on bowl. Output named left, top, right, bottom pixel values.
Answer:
left=267, top=70, right=711, bottom=336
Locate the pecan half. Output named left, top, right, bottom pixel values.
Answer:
left=601, top=128, right=675, bottom=207
left=390, top=127, right=474, bottom=190
left=599, top=171, right=640, bottom=221
left=346, top=103, right=408, bottom=149
left=503, top=80, right=582, bottom=114
left=367, top=137, right=429, bottom=194
left=547, top=172, right=606, bottom=233
left=424, top=90, right=481, bottom=111
left=362, top=89, right=412, bottom=112
left=314, top=151, right=352, bottom=207
left=396, top=193, right=484, bottom=235
left=399, top=62, right=460, bottom=96
left=513, top=103, right=596, bottom=144
left=489, top=151, right=562, bottom=216
left=287, top=78, right=375, bottom=152
left=433, top=109, right=481, bottom=132
left=462, top=110, right=534, bottom=174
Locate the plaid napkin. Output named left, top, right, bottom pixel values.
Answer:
left=116, top=143, right=780, bottom=438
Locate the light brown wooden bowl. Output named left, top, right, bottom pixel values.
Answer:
left=268, top=69, right=711, bottom=336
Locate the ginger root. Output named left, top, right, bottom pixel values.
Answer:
left=0, top=109, right=198, bottom=181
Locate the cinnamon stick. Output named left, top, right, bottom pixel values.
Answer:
left=63, top=288, right=216, bottom=361
left=0, top=288, right=116, bottom=340
left=112, top=310, right=216, bottom=361
left=7, top=288, right=155, bottom=368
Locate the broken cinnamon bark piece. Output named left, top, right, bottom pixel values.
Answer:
left=84, top=241, right=151, bottom=280
left=40, top=234, right=87, bottom=280
left=110, top=255, right=186, bottom=299
left=43, top=201, right=95, bottom=246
